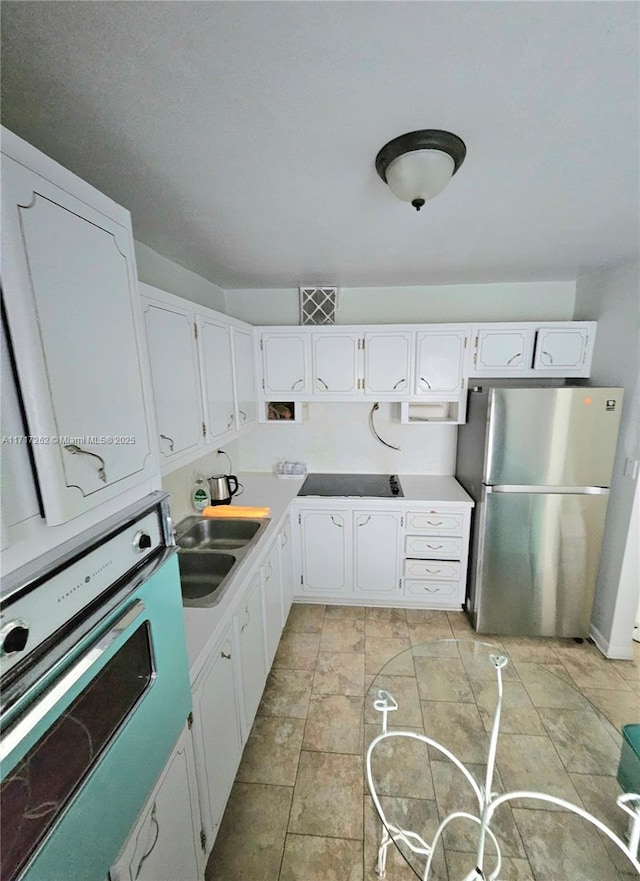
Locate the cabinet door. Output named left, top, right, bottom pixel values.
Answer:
left=261, top=332, right=308, bottom=395
left=353, top=511, right=402, bottom=595
left=198, top=317, right=236, bottom=441
left=144, top=300, right=203, bottom=461
left=0, top=318, right=40, bottom=535
left=533, top=327, right=591, bottom=371
left=414, top=330, right=467, bottom=395
left=279, top=520, right=295, bottom=624
left=234, top=573, right=267, bottom=738
left=109, top=725, right=202, bottom=881
left=233, top=327, right=257, bottom=428
left=2, top=154, right=155, bottom=524
left=192, top=628, right=242, bottom=847
left=364, top=331, right=411, bottom=396
left=311, top=332, right=360, bottom=394
left=261, top=539, right=284, bottom=667
left=299, top=510, right=349, bottom=594
left=472, top=327, right=534, bottom=373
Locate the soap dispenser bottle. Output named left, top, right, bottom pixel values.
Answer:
left=192, top=473, right=211, bottom=513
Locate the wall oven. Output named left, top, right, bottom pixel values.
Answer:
left=0, top=491, right=191, bottom=881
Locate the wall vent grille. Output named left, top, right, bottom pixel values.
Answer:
left=299, top=287, right=338, bottom=325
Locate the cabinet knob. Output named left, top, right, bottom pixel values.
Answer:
left=221, top=650, right=231, bottom=660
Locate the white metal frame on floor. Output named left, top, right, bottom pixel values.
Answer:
left=365, top=652, right=640, bottom=881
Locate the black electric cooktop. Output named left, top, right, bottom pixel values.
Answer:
left=297, top=473, right=403, bottom=498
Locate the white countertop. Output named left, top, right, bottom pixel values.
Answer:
left=180, top=472, right=472, bottom=682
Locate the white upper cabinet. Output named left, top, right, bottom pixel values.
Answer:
left=364, top=331, right=412, bottom=396
left=1, top=130, right=157, bottom=525
left=471, top=322, right=596, bottom=377
left=532, top=325, right=594, bottom=371
left=143, top=295, right=203, bottom=463
left=260, top=331, right=309, bottom=396
left=232, top=327, right=257, bottom=428
left=140, top=286, right=257, bottom=471
left=198, top=316, right=236, bottom=442
left=311, top=331, right=359, bottom=394
left=472, top=325, right=535, bottom=374
left=414, top=329, right=468, bottom=396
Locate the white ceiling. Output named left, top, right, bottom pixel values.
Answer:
left=2, top=1, right=639, bottom=290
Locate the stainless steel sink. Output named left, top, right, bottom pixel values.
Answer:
left=176, top=517, right=262, bottom=550
left=178, top=552, right=236, bottom=600
left=174, top=515, right=270, bottom=607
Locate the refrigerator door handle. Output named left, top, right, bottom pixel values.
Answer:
left=487, top=485, right=609, bottom=495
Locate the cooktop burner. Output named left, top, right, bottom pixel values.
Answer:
left=297, top=473, right=403, bottom=498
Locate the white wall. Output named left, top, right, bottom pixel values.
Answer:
left=224, top=281, right=576, bottom=325
left=574, top=259, right=640, bottom=657
left=235, top=403, right=456, bottom=474
left=135, top=241, right=227, bottom=312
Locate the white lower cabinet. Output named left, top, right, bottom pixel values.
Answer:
left=297, top=506, right=402, bottom=602
left=191, top=625, right=242, bottom=857
left=110, top=724, right=203, bottom=881
left=295, top=501, right=471, bottom=609
left=401, top=507, right=471, bottom=609
left=233, top=572, right=267, bottom=739
left=261, top=537, right=283, bottom=667
left=298, top=509, right=350, bottom=595
left=279, top=518, right=294, bottom=623
left=353, top=510, right=402, bottom=596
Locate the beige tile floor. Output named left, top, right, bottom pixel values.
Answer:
left=206, top=605, right=640, bottom=881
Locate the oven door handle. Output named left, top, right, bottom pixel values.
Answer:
left=0, top=600, right=146, bottom=763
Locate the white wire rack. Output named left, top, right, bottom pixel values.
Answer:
left=365, top=647, right=640, bottom=880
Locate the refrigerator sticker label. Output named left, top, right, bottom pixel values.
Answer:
left=606, top=400, right=616, bottom=411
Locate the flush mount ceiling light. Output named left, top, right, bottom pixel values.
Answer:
left=375, top=129, right=467, bottom=211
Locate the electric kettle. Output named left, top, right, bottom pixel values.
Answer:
left=207, top=474, right=240, bottom=505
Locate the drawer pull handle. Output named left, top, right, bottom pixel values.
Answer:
left=419, top=376, right=432, bottom=389
left=291, top=378, right=304, bottom=390
left=424, top=587, right=440, bottom=593
left=159, top=433, right=175, bottom=452
left=221, top=651, right=231, bottom=660
left=357, top=516, right=371, bottom=527
left=316, top=377, right=329, bottom=390
left=392, top=378, right=406, bottom=390
left=330, top=516, right=343, bottom=528
left=426, top=520, right=443, bottom=526
left=507, top=352, right=522, bottom=365
left=426, top=568, right=441, bottom=574
left=241, top=609, right=251, bottom=633
left=427, top=544, right=443, bottom=549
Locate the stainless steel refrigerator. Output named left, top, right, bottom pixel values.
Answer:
left=455, top=386, right=623, bottom=637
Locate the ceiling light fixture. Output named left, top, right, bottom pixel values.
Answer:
left=375, top=129, right=466, bottom=211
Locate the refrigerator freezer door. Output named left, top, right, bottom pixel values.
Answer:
left=472, top=488, right=609, bottom=637
left=485, top=387, right=623, bottom=487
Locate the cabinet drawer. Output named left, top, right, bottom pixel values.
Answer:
left=405, top=511, right=464, bottom=534
left=403, top=580, right=461, bottom=604
left=404, top=536, right=462, bottom=558
left=404, top=559, right=461, bottom=580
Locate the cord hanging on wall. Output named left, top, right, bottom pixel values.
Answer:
left=368, top=402, right=401, bottom=451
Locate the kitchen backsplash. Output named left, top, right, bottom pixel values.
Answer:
left=235, top=402, right=456, bottom=474
left=162, top=403, right=456, bottom=522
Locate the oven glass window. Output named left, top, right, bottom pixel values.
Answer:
left=1, top=622, right=153, bottom=881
